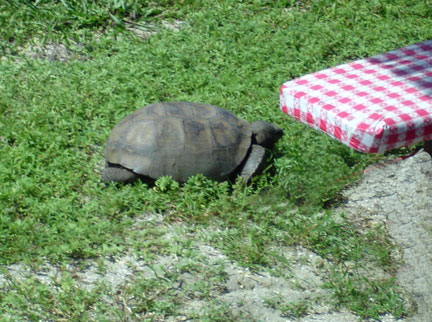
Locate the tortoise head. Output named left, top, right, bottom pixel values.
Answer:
left=251, top=121, right=283, bottom=148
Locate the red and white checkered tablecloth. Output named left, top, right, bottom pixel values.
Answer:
left=280, top=40, right=432, bottom=153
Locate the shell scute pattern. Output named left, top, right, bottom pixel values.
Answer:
left=182, top=119, right=213, bottom=153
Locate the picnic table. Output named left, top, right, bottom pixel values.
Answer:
left=280, top=40, right=432, bottom=154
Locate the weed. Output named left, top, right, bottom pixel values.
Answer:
left=265, top=296, right=311, bottom=318
left=325, top=267, right=410, bottom=319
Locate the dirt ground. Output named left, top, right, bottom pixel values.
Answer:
left=338, top=150, right=432, bottom=322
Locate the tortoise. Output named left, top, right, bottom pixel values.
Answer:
left=102, top=101, right=283, bottom=183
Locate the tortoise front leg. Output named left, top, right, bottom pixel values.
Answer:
left=239, top=144, right=269, bottom=183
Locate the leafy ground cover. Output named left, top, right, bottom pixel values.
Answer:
left=1, top=0, right=432, bottom=320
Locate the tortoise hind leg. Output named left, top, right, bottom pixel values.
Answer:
left=102, top=164, right=139, bottom=183
left=239, top=144, right=268, bottom=183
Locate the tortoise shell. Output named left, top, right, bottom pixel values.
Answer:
left=104, top=102, right=252, bottom=182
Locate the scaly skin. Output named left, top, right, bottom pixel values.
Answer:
left=102, top=164, right=139, bottom=183
left=239, top=144, right=268, bottom=183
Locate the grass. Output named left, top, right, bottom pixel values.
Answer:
left=1, top=0, right=432, bottom=320
left=264, top=297, right=310, bottom=319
